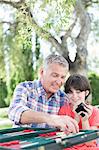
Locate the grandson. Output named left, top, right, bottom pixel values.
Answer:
left=59, top=74, right=99, bottom=150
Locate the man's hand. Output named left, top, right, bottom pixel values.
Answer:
left=46, top=115, right=79, bottom=134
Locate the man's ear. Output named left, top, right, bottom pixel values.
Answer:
left=39, top=67, right=44, bottom=77
left=85, top=90, right=90, bottom=97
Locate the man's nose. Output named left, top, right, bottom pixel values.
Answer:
left=56, top=78, right=62, bottom=85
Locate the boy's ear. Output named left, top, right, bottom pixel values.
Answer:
left=85, top=90, right=90, bottom=97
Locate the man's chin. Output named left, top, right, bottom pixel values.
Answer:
left=51, top=89, right=59, bottom=93
left=48, top=86, right=60, bottom=94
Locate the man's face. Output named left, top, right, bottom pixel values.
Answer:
left=40, top=63, right=68, bottom=97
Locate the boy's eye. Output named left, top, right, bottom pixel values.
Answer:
left=67, top=90, right=81, bottom=94
left=76, top=90, right=81, bottom=94
left=68, top=91, right=72, bottom=94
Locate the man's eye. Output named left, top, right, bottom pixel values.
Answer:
left=61, top=76, right=66, bottom=79
left=52, top=74, right=58, bottom=77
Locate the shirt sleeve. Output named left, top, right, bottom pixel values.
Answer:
left=89, top=107, right=99, bottom=127
left=8, top=83, right=30, bottom=125
left=58, top=104, right=70, bottom=115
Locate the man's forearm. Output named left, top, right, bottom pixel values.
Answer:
left=20, top=110, right=79, bottom=133
left=20, top=110, right=50, bottom=125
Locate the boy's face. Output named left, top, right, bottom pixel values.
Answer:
left=67, top=88, right=88, bottom=106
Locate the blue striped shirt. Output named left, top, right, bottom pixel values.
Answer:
left=8, top=80, right=68, bottom=128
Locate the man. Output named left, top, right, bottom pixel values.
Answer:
left=8, top=54, right=79, bottom=133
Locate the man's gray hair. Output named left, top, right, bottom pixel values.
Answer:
left=43, top=54, right=69, bottom=69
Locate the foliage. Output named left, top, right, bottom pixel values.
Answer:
left=88, top=73, right=99, bottom=105
left=0, top=5, right=43, bottom=106
left=0, top=0, right=99, bottom=107
left=27, top=0, right=75, bottom=34
left=89, top=3, right=99, bottom=43
left=0, top=24, right=6, bottom=80
left=0, top=79, right=7, bottom=107
left=6, top=28, right=41, bottom=105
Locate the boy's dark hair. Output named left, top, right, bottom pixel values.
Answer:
left=64, top=74, right=91, bottom=99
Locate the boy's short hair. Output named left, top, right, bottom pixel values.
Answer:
left=64, top=74, right=91, bottom=99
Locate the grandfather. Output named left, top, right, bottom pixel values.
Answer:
left=8, top=54, right=79, bottom=133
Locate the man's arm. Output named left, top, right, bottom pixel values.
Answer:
left=8, top=82, right=79, bottom=133
left=20, top=109, right=79, bottom=133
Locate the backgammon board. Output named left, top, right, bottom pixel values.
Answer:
left=0, top=127, right=99, bottom=150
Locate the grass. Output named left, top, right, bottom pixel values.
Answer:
left=0, top=107, right=9, bottom=118
left=0, top=124, right=12, bottom=130
left=0, top=107, right=12, bottom=130
left=0, top=117, right=12, bottom=130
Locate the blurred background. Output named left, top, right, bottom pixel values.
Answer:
left=0, top=0, right=99, bottom=129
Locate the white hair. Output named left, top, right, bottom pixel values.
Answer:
left=43, top=54, right=69, bottom=70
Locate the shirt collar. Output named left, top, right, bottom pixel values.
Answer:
left=37, top=80, right=46, bottom=97
left=37, top=80, right=60, bottom=102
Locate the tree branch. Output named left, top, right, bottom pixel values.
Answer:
left=0, top=0, right=62, bottom=53
left=0, top=21, right=15, bottom=25
left=0, top=0, right=24, bottom=8
left=25, top=6, right=62, bottom=54
left=75, top=0, right=91, bottom=54
left=61, top=18, right=77, bottom=45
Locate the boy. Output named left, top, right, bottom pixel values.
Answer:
left=59, top=74, right=99, bottom=150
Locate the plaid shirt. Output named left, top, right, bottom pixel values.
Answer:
left=8, top=80, right=68, bottom=128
